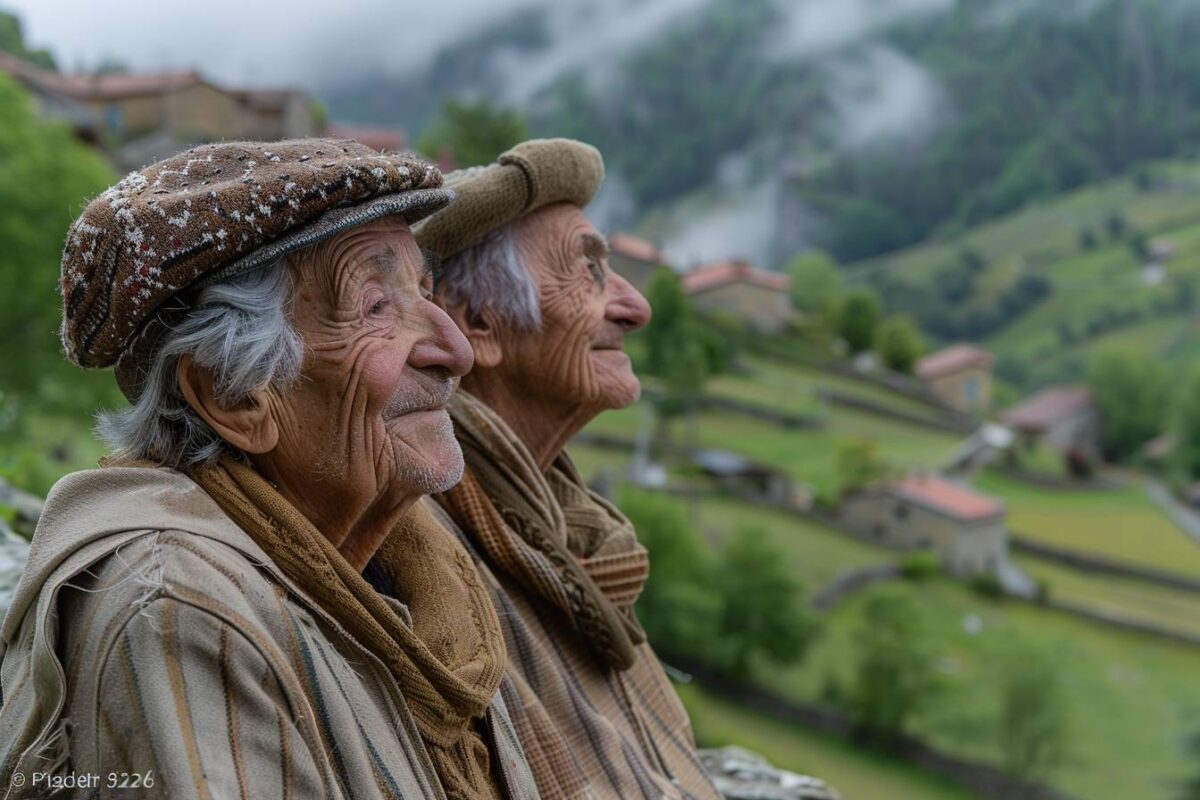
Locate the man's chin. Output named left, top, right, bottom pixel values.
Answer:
left=602, top=375, right=641, bottom=410
left=391, top=415, right=466, bottom=494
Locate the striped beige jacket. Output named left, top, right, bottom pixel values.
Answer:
left=449, top=529, right=722, bottom=800
left=0, top=467, right=538, bottom=800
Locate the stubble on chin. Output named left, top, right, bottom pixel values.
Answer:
left=390, top=410, right=465, bottom=496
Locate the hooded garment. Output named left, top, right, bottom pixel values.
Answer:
left=0, top=466, right=538, bottom=800
left=436, top=393, right=722, bottom=800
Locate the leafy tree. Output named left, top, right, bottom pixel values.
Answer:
left=417, top=99, right=527, bottom=168
left=0, top=11, right=56, bottom=70
left=836, top=438, right=886, bottom=496
left=824, top=199, right=911, bottom=263
left=936, top=261, right=977, bottom=304
left=0, top=73, right=116, bottom=429
left=874, top=315, right=924, bottom=374
left=1177, top=726, right=1200, bottom=800
left=620, top=489, right=719, bottom=658
left=642, top=272, right=711, bottom=440
left=1087, top=348, right=1167, bottom=462
left=837, top=288, right=882, bottom=355
left=1130, top=231, right=1150, bottom=261
left=959, top=248, right=986, bottom=274
left=1105, top=211, right=1128, bottom=241
left=785, top=250, right=841, bottom=318
left=1174, top=368, right=1200, bottom=480
left=998, top=644, right=1070, bottom=783
left=712, top=526, right=818, bottom=675
left=849, top=590, right=939, bottom=744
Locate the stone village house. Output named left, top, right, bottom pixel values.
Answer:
left=916, top=343, right=994, bottom=414
left=0, top=55, right=325, bottom=167
left=680, top=259, right=794, bottom=333
left=839, top=473, right=1008, bottom=576
left=1002, top=384, right=1100, bottom=461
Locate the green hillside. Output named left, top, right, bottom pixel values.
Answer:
left=855, top=159, right=1200, bottom=394
left=582, top=348, right=1200, bottom=800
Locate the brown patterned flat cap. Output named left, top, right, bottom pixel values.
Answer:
left=60, top=138, right=451, bottom=380
left=414, top=138, right=603, bottom=260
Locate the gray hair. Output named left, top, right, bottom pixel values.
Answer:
left=96, top=259, right=304, bottom=467
left=435, top=225, right=541, bottom=331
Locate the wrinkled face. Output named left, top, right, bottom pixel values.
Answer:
left=266, top=217, right=473, bottom=513
left=501, top=203, right=651, bottom=417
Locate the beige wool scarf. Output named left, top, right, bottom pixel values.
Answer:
left=438, top=391, right=649, bottom=671
left=188, top=457, right=506, bottom=800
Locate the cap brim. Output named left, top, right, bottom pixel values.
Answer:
left=199, top=187, right=454, bottom=288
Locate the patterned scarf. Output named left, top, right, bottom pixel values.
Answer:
left=438, top=391, right=649, bottom=670
left=188, top=457, right=506, bottom=800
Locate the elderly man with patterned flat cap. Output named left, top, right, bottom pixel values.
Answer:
left=0, top=140, right=538, bottom=800
left=414, top=140, right=722, bottom=800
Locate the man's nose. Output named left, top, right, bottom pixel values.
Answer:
left=606, top=271, right=652, bottom=333
left=408, top=301, right=475, bottom=378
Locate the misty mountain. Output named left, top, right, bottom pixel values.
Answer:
left=319, top=0, right=1200, bottom=266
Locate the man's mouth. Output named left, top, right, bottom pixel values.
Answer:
left=383, top=377, right=456, bottom=419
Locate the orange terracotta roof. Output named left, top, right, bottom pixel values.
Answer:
left=609, top=232, right=665, bottom=265
left=1003, top=385, right=1092, bottom=432
left=890, top=474, right=1004, bottom=522
left=916, top=344, right=994, bottom=381
left=326, top=124, right=407, bottom=153
left=680, top=259, right=790, bottom=295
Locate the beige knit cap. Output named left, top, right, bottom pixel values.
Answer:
left=414, top=138, right=604, bottom=259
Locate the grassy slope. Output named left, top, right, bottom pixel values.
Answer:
left=975, top=472, right=1200, bottom=578
left=759, top=578, right=1197, bottom=800
left=677, top=683, right=975, bottom=800
left=652, top=479, right=1200, bottom=799
left=856, top=160, right=1200, bottom=281
left=587, top=351, right=1200, bottom=798
left=853, top=159, right=1200, bottom=392
left=1015, top=554, right=1200, bottom=638
left=694, top=495, right=890, bottom=590
left=583, top=399, right=960, bottom=498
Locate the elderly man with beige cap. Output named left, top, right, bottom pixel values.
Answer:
left=415, top=139, right=722, bottom=800
left=0, top=140, right=538, bottom=800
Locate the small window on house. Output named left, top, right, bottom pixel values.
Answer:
left=964, top=375, right=981, bottom=406
left=894, top=503, right=909, bottom=521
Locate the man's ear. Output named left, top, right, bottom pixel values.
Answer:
left=176, top=354, right=279, bottom=454
left=442, top=302, right=504, bottom=370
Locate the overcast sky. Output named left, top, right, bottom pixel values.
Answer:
left=4, top=0, right=545, bottom=87
left=5, top=0, right=956, bottom=92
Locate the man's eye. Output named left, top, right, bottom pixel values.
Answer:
left=588, top=259, right=606, bottom=289
left=368, top=299, right=388, bottom=316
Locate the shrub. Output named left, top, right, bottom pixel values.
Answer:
left=621, top=489, right=719, bottom=658
left=969, top=572, right=1005, bottom=600
left=998, top=643, right=1071, bottom=782
left=899, top=551, right=940, bottom=581
left=712, top=526, right=819, bottom=675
